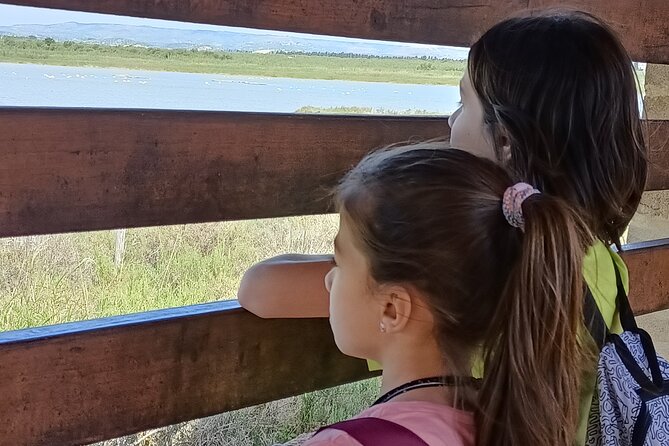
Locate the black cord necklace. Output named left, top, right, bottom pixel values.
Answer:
left=372, top=376, right=480, bottom=406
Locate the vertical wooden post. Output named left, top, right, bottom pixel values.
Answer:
left=633, top=63, right=669, bottom=242
left=645, top=64, right=669, bottom=120
left=115, top=229, right=126, bottom=269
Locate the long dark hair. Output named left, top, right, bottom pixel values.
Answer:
left=468, top=10, right=647, bottom=247
left=337, top=143, right=594, bottom=446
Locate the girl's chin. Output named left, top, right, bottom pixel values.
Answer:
left=333, top=338, right=371, bottom=361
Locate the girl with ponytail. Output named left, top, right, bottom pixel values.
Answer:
left=298, top=142, right=592, bottom=446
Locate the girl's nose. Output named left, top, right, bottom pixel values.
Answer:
left=324, top=268, right=334, bottom=293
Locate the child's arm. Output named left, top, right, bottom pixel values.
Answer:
left=237, top=254, right=333, bottom=318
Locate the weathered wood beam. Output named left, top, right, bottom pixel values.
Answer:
left=621, top=238, right=669, bottom=315
left=0, top=301, right=375, bottom=445
left=0, top=109, right=448, bottom=236
left=0, top=108, right=667, bottom=237
left=2, top=1, right=667, bottom=63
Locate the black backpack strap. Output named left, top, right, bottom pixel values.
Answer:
left=584, top=287, right=608, bottom=351
left=631, top=400, right=652, bottom=446
left=317, top=417, right=429, bottom=446
left=612, top=265, right=638, bottom=331
left=583, top=255, right=632, bottom=351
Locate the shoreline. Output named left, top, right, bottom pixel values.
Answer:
left=0, top=36, right=465, bottom=86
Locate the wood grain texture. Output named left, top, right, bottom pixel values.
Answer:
left=622, top=238, right=669, bottom=315
left=0, top=301, right=376, bottom=445
left=1, top=109, right=668, bottom=237
left=0, top=108, right=449, bottom=237
left=0, top=240, right=666, bottom=445
left=1, top=0, right=667, bottom=63
left=647, top=119, right=669, bottom=191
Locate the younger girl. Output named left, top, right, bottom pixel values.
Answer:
left=298, top=143, right=592, bottom=446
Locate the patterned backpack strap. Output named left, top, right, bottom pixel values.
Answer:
left=586, top=263, right=664, bottom=388
left=610, top=266, right=665, bottom=389
left=317, top=417, right=429, bottom=446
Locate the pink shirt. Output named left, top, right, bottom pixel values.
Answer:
left=303, top=401, right=475, bottom=446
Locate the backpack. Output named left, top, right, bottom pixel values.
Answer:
left=585, top=266, right=669, bottom=445
left=317, top=417, right=429, bottom=445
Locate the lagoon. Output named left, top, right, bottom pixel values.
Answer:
left=0, top=62, right=460, bottom=114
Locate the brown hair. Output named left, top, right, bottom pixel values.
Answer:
left=336, top=143, right=594, bottom=446
left=468, top=10, right=647, bottom=247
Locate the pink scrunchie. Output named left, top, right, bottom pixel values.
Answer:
left=502, top=183, right=541, bottom=230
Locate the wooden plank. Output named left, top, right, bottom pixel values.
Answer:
left=0, top=109, right=448, bottom=237
left=1, top=109, right=668, bottom=238
left=0, top=240, right=666, bottom=445
left=2, top=0, right=667, bottom=64
left=622, top=238, right=669, bottom=315
left=0, top=301, right=376, bottom=445
left=0, top=108, right=662, bottom=235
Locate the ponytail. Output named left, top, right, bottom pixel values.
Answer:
left=335, top=144, right=597, bottom=445
left=477, top=194, right=594, bottom=446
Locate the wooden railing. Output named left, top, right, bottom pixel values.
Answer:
left=0, top=1, right=667, bottom=445
left=1, top=110, right=667, bottom=237
left=2, top=0, right=668, bottom=63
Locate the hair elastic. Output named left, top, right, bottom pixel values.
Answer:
left=502, top=183, right=541, bottom=230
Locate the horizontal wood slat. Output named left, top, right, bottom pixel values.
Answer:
left=2, top=0, right=667, bottom=63
left=623, top=239, right=669, bottom=315
left=0, top=109, right=668, bottom=238
left=0, top=301, right=376, bottom=445
left=0, top=109, right=447, bottom=237
left=0, top=240, right=666, bottom=446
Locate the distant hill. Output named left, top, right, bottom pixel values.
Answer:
left=0, top=22, right=468, bottom=60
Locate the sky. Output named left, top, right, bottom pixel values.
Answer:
left=0, top=4, right=468, bottom=53
left=0, top=4, right=279, bottom=33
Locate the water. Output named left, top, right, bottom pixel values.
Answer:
left=0, top=62, right=460, bottom=114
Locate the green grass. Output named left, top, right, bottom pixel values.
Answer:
left=0, top=36, right=646, bottom=93
left=0, top=216, right=340, bottom=331
left=2, top=216, right=382, bottom=445
left=0, top=36, right=465, bottom=85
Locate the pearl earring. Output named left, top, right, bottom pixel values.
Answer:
left=380, top=322, right=386, bottom=333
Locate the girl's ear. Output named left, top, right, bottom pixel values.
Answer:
left=500, top=141, right=512, bottom=163
left=493, top=124, right=512, bottom=163
left=377, top=285, right=413, bottom=334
